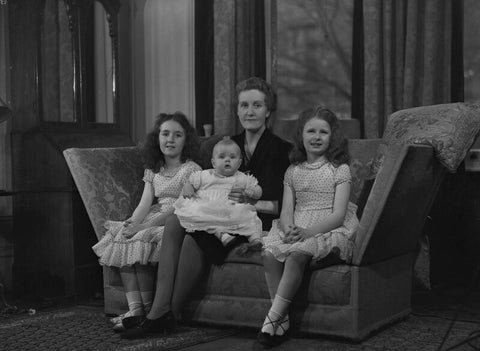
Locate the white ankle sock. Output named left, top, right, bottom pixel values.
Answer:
left=261, top=294, right=291, bottom=335
left=125, top=291, right=144, bottom=316
left=276, top=314, right=290, bottom=336
left=268, top=297, right=290, bottom=335
left=261, top=310, right=282, bottom=336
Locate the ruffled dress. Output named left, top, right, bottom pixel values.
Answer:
left=92, top=161, right=201, bottom=267
left=174, top=169, right=262, bottom=240
left=263, top=160, right=359, bottom=263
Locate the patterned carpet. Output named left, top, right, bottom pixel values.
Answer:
left=1, top=289, right=479, bottom=351
left=0, top=306, right=239, bottom=351
left=323, top=314, right=480, bottom=351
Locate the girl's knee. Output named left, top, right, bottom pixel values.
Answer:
left=262, top=251, right=276, bottom=263
left=286, top=252, right=311, bottom=267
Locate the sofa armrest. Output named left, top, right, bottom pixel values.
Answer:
left=63, top=146, right=145, bottom=240
left=353, top=144, right=445, bottom=265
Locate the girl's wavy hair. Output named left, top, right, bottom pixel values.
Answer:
left=289, top=107, right=350, bottom=166
left=142, top=111, right=201, bottom=172
left=232, top=77, right=277, bottom=128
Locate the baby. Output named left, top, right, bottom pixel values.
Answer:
left=174, top=137, right=263, bottom=246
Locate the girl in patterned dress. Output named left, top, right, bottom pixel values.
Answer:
left=258, top=107, right=359, bottom=347
left=92, top=112, right=201, bottom=330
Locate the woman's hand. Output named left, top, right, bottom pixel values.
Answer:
left=228, top=187, right=257, bottom=205
left=235, top=240, right=263, bottom=256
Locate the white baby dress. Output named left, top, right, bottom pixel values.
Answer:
left=174, top=169, right=262, bottom=241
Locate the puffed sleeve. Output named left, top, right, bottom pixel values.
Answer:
left=142, top=169, right=155, bottom=183
left=283, top=165, right=296, bottom=189
left=335, top=164, right=352, bottom=186
left=180, top=161, right=202, bottom=183
left=188, top=170, right=203, bottom=190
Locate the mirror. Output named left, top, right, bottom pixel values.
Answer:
left=40, top=0, right=75, bottom=123
left=39, top=0, right=120, bottom=126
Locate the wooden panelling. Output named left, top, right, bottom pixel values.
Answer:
left=0, top=215, right=13, bottom=293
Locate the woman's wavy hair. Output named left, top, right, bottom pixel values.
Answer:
left=142, top=111, right=201, bottom=172
left=289, top=107, right=350, bottom=166
left=233, top=77, right=277, bottom=126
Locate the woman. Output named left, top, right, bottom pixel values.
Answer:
left=121, top=77, right=292, bottom=339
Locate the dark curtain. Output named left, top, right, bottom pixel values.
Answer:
left=362, top=0, right=459, bottom=138
left=195, top=0, right=214, bottom=135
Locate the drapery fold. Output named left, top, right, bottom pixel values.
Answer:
left=363, top=0, right=453, bottom=138
left=213, top=0, right=265, bottom=135
left=212, top=0, right=460, bottom=139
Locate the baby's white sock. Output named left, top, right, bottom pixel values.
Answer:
left=220, top=233, right=236, bottom=246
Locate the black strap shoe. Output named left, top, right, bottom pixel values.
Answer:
left=257, top=331, right=290, bottom=347
left=121, top=315, right=146, bottom=330
left=120, top=311, right=176, bottom=339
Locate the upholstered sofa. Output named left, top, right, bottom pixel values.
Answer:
left=63, top=102, right=480, bottom=341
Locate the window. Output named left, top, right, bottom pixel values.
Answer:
left=273, top=0, right=354, bottom=140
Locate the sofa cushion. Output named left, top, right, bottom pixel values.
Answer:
left=197, top=261, right=351, bottom=306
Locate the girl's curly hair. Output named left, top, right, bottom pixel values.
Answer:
left=289, top=107, right=350, bottom=166
left=142, top=111, right=201, bottom=172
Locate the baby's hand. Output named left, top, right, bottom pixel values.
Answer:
left=182, top=188, right=196, bottom=199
